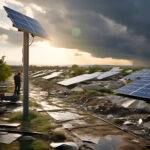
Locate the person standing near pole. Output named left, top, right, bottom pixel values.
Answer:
left=14, top=72, right=21, bottom=94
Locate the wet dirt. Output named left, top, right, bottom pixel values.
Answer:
left=28, top=83, right=150, bottom=149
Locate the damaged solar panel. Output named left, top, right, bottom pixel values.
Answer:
left=32, top=71, right=48, bottom=78
left=30, top=70, right=44, bottom=76
left=42, top=71, right=62, bottom=80
left=58, top=72, right=101, bottom=86
left=97, top=67, right=122, bottom=80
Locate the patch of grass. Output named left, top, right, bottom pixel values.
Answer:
left=30, top=140, right=49, bottom=150
left=49, top=131, right=66, bottom=142
left=29, top=100, right=41, bottom=107
left=69, top=65, right=87, bottom=76
left=7, top=85, right=14, bottom=93
left=84, top=89, right=99, bottom=97
left=97, top=88, right=112, bottom=93
left=9, top=111, right=53, bottom=132
left=9, top=111, right=37, bottom=122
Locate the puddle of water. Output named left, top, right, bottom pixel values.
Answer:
left=96, top=135, right=126, bottom=150
left=72, top=133, right=100, bottom=144
left=47, top=111, right=82, bottom=121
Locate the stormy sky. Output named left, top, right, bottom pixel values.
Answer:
left=0, top=0, right=150, bottom=66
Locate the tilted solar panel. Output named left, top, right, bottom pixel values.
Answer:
left=4, top=6, right=47, bottom=38
left=58, top=72, right=101, bottom=86
left=97, top=67, right=122, bottom=80
left=116, top=80, right=150, bottom=99
left=42, top=72, right=62, bottom=80
left=123, top=69, right=150, bottom=81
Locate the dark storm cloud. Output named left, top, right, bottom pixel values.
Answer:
left=11, top=0, right=150, bottom=65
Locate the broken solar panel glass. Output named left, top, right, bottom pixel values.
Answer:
left=58, top=72, right=101, bottom=86
left=4, top=6, right=47, bottom=38
left=42, top=72, right=62, bottom=80
left=116, top=80, right=150, bottom=99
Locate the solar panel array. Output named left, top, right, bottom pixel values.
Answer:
left=4, top=6, right=47, bottom=38
left=116, top=69, right=150, bottom=99
left=116, top=80, right=150, bottom=99
left=122, top=69, right=150, bottom=81
left=42, top=72, right=62, bottom=80
left=97, top=67, right=122, bottom=80
left=58, top=72, right=101, bottom=86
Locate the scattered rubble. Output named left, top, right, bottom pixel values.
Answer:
left=29, top=66, right=150, bottom=140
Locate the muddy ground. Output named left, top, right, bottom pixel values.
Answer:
left=0, top=66, right=150, bottom=149
left=30, top=66, right=150, bottom=140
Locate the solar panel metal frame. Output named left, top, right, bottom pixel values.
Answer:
left=4, top=6, right=47, bottom=38
left=58, top=72, right=101, bottom=86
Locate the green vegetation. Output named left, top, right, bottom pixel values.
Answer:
left=69, top=65, right=87, bottom=76
left=9, top=111, right=54, bottom=132
left=30, top=140, right=49, bottom=150
left=87, top=66, right=101, bottom=73
left=0, top=56, right=12, bottom=82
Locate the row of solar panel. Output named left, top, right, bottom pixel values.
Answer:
left=123, top=69, right=150, bottom=81
left=117, top=69, right=150, bottom=99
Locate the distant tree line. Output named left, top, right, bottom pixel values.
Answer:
left=0, top=56, right=12, bottom=82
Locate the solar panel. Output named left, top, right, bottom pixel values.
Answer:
left=116, top=80, right=150, bottom=99
left=123, top=69, right=150, bottom=81
left=4, top=6, right=47, bottom=38
left=32, top=72, right=47, bottom=78
left=30, top=70, right=44, bottom=76
left=97, top=67, right=122, bottom=80
left=58, top=72, right=101, bottom=86
left=42, top=72, right=62, bottom=80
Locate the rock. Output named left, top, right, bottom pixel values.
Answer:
left=0, top=106, right=7, bottom=113
left=143, top=122, right=150, bottom=129
left=50, top=142, right=78, bottom=150
left=107, top=114, right=113, bottom=120
left=71, top=87, right=84, bottom=92
left=131, top=139, right=139, bottom=143
left=138, top=119, right=143, bottom=125
left=21, top=136, right=35, bottom=142
left=143, top=115, right=150, bottom=122
left=123, top=121, right=134, bottom=125
left=131, top=101, right=150, bottom=112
